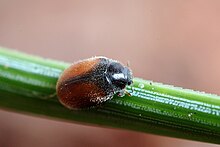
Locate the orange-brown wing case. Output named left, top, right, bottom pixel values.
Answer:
left=56, top=57, right=106, bottom=109
left=57, top=58, right=100, bottom=84
left=57, top=82, right=106, bottom=109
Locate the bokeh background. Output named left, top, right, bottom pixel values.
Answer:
left=0, top=0, right=220, bottom=147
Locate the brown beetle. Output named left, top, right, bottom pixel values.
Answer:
left=56, top=56, right=133, bottom=110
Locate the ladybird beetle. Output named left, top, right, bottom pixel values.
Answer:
left=56, top=56, right=133, bottom=110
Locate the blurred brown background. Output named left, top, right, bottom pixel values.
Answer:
left=0, top=0, right=220, bottom=147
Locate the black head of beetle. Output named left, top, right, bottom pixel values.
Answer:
left=107, top=61, right=133, bottom=90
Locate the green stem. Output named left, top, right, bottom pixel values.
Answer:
left=0, top=47, right=220, bottom=144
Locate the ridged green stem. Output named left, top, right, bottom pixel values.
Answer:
left=0, top=47, right=220, bottom=144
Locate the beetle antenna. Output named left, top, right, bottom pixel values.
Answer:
left=127, top=60, right=130, bottom=67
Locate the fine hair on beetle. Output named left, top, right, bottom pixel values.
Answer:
left=56, top=56, right=133, bottom=110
